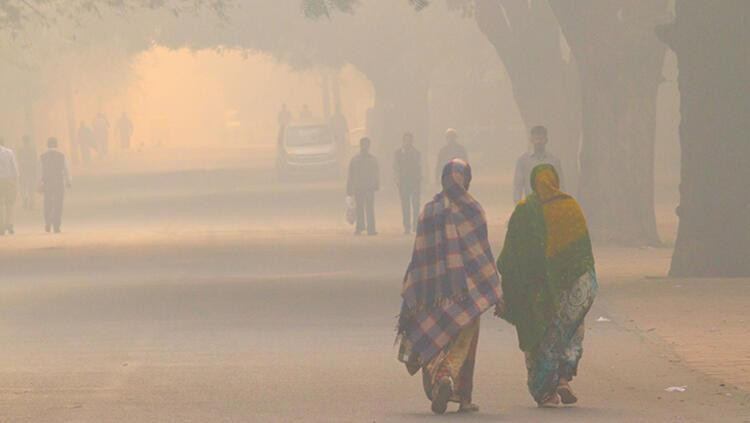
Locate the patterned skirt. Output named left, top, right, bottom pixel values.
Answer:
left=525, top=270, right=598, bottom=404
left=421, top=318, right=480, bottom=404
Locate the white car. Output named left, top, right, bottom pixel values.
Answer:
left=276, top=123, right=341, bottom=179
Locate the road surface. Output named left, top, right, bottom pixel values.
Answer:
left=1, top=157, right=747, bottom=422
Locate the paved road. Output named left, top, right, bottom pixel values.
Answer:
left=0, top=164, right=747, bottom=422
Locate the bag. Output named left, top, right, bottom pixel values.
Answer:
left=345, top=196, right=356, bottom=225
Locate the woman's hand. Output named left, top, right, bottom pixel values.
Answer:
left=494, top=296, right=506, bottom=317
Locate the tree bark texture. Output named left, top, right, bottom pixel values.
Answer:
left=659, top=0, right=750, bottom=277
left=474, top=0, right=581, bottom=193
left=549, top=0, right=670, bottom=245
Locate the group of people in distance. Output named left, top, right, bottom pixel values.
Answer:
left=347, top=125, right=596, bottom=413
left=345, top=125, right=562, bottom=237
left=0, top=137, right=72, bottom=235
left=77, top=112, right=134, bottom=164
left=346, top=128, right=469, bottom=236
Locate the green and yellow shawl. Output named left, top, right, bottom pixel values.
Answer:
left=497, top=164, right=594, bottom=352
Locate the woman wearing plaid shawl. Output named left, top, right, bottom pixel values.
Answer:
left=496, top=164, right=597, bottom=407
left=397, top=159, right=502, bottom=415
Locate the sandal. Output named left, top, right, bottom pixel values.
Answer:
left=431, top=377, right=453, bottom=415
left=458, top=402, right=479, bottom=413
left=557, top=383, right=578, bottom=405
left=538, top=392, right=561, bottom=408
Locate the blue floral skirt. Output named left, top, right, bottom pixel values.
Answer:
left=525, top=270, right=598, bottom=404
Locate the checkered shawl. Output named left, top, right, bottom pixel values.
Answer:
left=397, top=159, right=502, bottom=367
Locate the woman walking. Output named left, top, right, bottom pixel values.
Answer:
left=397, top=159, right=502, bottom=415
left=496, top=164, right=597, bottom=407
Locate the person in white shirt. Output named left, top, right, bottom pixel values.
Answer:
left=513, top=126, right=565, bottom=203
left=0, top=137, right=19, bottom=235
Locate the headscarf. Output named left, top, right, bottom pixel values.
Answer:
left=398, top=159, right=502, bottom=367
left=497, top=164, right=594, bottom=352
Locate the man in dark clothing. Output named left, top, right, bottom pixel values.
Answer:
left=93, top=113, right=110, bottom=157
left=40, top=138, right=71, bottom=233
left=117, top=112, right=134, bottom=150
left=17, top=135, right=37, bottom=210
left=394, top=132, right=421, bottom=234
left=78, top=122, right=94, bottom=164
left=435, top=128, right=468, bottom=183
left=346, top=137, right=379, bottom=236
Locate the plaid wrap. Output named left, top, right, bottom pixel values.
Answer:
left=398, top=159, right=502, bottom=367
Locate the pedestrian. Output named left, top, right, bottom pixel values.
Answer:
left=78, top=122, right=94, bottom=164
left=397, top=159, right=502, bottom=415
left=329, top=108, right=350, bottom=159
left=393, top=132, right=421, bottom=234
left=0, top=137, right=19, bottom=235
left=299, top=104, right=312, bottom=121
left=117, top=112, right=134, bottom=150
left=346, top=137, right=379, bottom=236
left=93, top=113, right=110, bottom=157
left=496, top=164, right=596, bottom=407
left=17, top=135, right=38, bottom=210
left=278, top=104, right=292, bottom=129
left=435, top=129, right=468, bottom=183
left=39, top=137, right=72, bottom=234
left=513, top=125, right=564, bottom=203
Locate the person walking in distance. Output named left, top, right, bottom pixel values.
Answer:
left=117, top=113, right=134, bottom=150
left=40, top=138, right=72, bottom=233
left=435, top=129, right=468, bottom=184
left=346, top=137, right=379, bottom=236
left=17, top=135, right=38, bottom=210
left=0, top=137, right=19, bottom=235
left=394, top=132, right=421, bottom=234
left=513, top=125, right=564, bottom=203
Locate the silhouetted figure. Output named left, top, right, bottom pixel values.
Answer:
left=513, top=125, right=564, bottom=203
left=17, top=135, right=38, bottom=210
left=394, top=132, right=421, bottom=234
left=330, top=110, right=350, bottom=158
left=299, top=104, right=312, bottom=121
left=435, top=129, right=468, bottom=183
left=278, top=104, right=292, bottom=129
left=0, top=137, right=19, bottom=235
left=117, top=113, right=134, bottom=150
left=78, top=122, right=94, bottom=164
left=40, top=138, right=71, bottom=234
left=346, top=137, right=379, bottom=236
left=93, top=113, right=110, bottom=157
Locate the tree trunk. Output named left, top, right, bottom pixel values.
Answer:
left=576, top=61, right=662, bottom=245
left=549, top=0, right=669, bottom=245
left=659, top=1, right=750, bottom=277
left=367, top=74, right=430, bottom=182
left=474, top=0, right=581, bottom=193
left=64, top=79, right=80, bottom=165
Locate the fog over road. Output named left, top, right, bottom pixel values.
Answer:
left=1, top=160, right=747, bottom=422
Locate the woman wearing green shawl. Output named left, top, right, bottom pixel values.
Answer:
left=496, top=164, right=597, bottom=407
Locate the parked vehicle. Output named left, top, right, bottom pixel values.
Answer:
left=276, top=123, right=340, bottom=179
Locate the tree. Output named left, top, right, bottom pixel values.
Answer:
left=0, top=0, right=228, bottom=32
left=305, top=0, right=582, bottom=191
left=548, top=0, right=670, bottom=245
left=0, top=1, right=229, bottom=162
left=223, top=0, right=488, bottom=165
left=472, top=0, right=581, bottom=192
left=658, top=1, right=750, bottom=277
